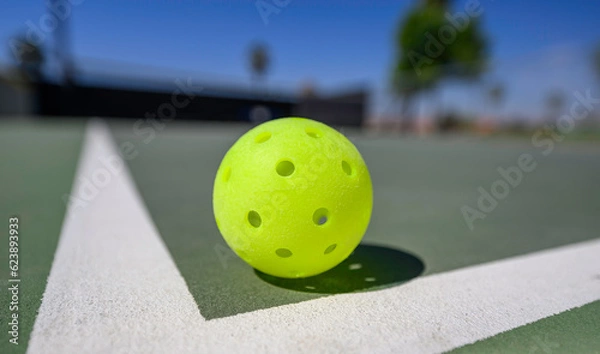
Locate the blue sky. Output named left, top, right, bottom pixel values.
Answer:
left=1, top=0, right=599, bottom=120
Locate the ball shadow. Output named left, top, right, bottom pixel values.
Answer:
left=254, top=244, right=425, bottom=294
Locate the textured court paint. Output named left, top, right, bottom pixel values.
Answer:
left=114, top=123, right=600, bottom=319
left=213, top=118, right=373, bottom=278
left=0, top=122, right=84, bottom=354
left=450, top=300, right=600, bottom=354
left=27, top=122, right=600, bottom=353
left=26, top=121, right=202, bottom=353
left=27, top=131, right=600, bottom=353
left=203, top=239, right=600, bottom=353
left=113, top=123, right=324, bottom=319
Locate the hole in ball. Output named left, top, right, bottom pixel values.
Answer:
left=222, top=166, right=231, bottom=182
left=305, top=127, right=322, bottom=138
left=255, top=131, right=271, bottom=144
left=276, top=248, right=292, bottom=258
left=313, top=208, right=329, bottom=226
left=247, top=211, right=261, bottom=228
left=324, top=244, right=337, bottom=254
left=341, top=160, right=352, bottom=176
left=276, top=160, right=295, bottom=177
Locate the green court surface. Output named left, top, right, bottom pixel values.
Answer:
left=452, top=300, right=600, bottom=354
left=1, top=118, right=599, bottom=353
left=0, top=121, right=84, bottom=354
left=113, top=122, right=600, bottom=318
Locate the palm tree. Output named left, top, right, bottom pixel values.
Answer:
left=592, top=44, right=600, bottom=126
left=545, top=90, right=565, bottom=123
left=593, top=44, right=600, bottom=84
left=487, top=82, right=505, bottom=120
left=8, top=36, right=46, bottom=114
left=249, top=43, right=269, bottom=87
left=11, top=36, right=45, bottom=83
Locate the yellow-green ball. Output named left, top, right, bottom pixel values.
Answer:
left=212, top=117, right=372, bottom=278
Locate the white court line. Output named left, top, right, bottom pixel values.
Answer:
left=27, top=120, right=203, bottom=353
left=28, top=121, right=600, bottom=354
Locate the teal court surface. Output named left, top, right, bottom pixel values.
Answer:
left=1, top=118, right=599, bottom=353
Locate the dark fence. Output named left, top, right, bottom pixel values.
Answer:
left=3, top=82, right=367, bottom=126
left=294, top=91, right=366, bottom=127
left=38, top=83, right=295, bottom=122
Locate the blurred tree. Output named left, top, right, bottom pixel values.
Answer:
left=593, top=44, right=600, bottom=83
left=487, top=82, right=505, bottom=119
left=300, top=80, right=318, bottom=98
left=249, top=43, right=270, bottom=86
left=545, top=90, right=565, bottom=123
left=9, top=36, right=45, bottom=83
left=50, top=0, right=75, bottom=85
left=8, top=36, right=46, bottom=114
left=392, top=0, right=488, bottom=130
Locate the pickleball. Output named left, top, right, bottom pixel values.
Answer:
left=213, top=117, right=372, bottom=278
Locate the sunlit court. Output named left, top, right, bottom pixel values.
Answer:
left=1, top=1, right=600, bottom=353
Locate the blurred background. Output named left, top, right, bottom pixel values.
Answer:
left=1, top=0, right=599, bottom=137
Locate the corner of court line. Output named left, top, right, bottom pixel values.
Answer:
left=26, top=119, right=208, bottom=354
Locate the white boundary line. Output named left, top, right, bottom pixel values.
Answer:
left=208, top=238, right=600, bottom=353
left=27, top=120, right=203, bottom=353
left=28, top=121, right=600, bottom=353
